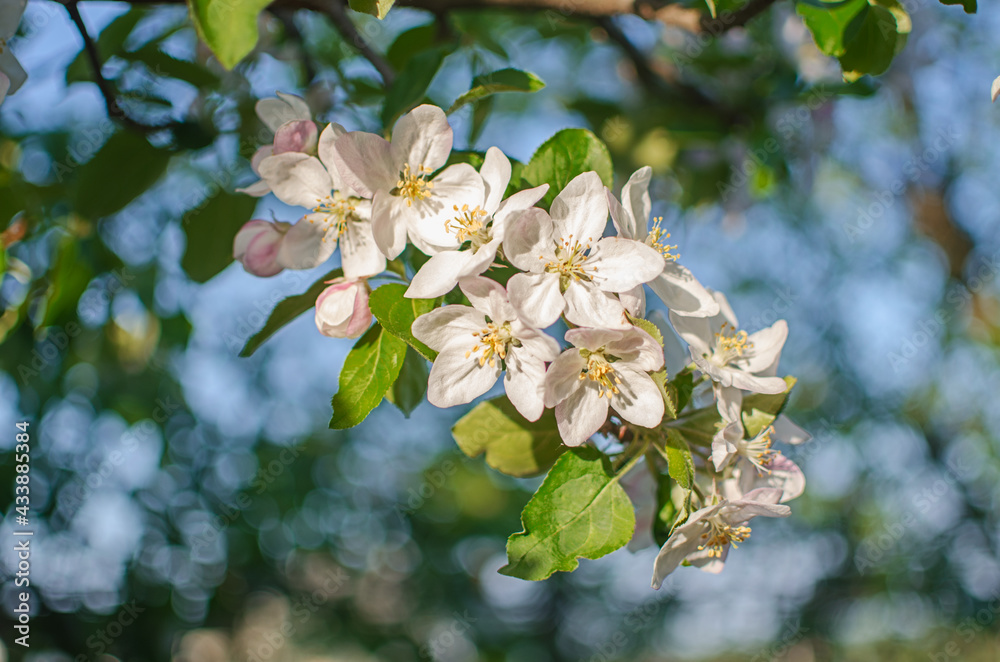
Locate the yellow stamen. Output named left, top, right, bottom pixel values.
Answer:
left=714, top=322, right=753, bottom=363
left=468, top=322, right=512, bottom=368
left=311, top=193, right=361, bottom=241
left=743, top=425, right=777, bottom=473
left=648, top=217, right=679, bottom=261
left=446, top=204, right=492, bottom=250
left=396, top=163, right=434, bottom=207
left=543, top=235, right=598, bottom=283
left=580, top=351, right=622, bottom=398
left=698, top=520, right=752, bottom=558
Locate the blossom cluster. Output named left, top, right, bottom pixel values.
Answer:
left=234, top=96, right=809, bottom=587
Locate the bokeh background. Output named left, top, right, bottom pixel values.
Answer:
left=2, top=0, right=1000, bottom=660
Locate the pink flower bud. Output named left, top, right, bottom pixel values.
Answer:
left=315, top=278, right=371, bottom=339
left=233, top=220, right=290, bottom=277
left=273, top=120, right=319, bottom=155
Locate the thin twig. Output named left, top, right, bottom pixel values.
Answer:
left=305, top=0, right=396, bottom=86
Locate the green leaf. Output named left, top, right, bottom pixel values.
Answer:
left=938, top=0, right=975, bottom=12
left=448, top=68, right=546, bottom=114
left=382, top=47, right=450, bottom=126
left=239, top=268, right=343, bottom=357
left=500, top=447, right=635, bottom=580
left=368, top=283, right=439, bottom=361
left=38, top=236, right=94, bottom=328
left=742, top=408, right=776, bottom=439
left=837, top=4, right=903, bottom=81
left=671, top=372, right=695, bottom=413
left=651, top=370, right=679, bottom=421
left=74, top=132, right=170, bottom=219
left=348, top=0, right=395, bottom=18
left=452, top=397, right=565, bottom=478
left=386, top=23, right=437, bottom=70
left=330, top=323, right=407, bottom=429
left=187, top=0, right=271, bottom=70
left=796, top=0, right=867, bottom=57
left=386, top=347, right=428, bottom=417
left=181, top=191, right=258, bottom=283
left=522, top=128, right=614, bottom=208
left=660, top=429, right=694, bottom=490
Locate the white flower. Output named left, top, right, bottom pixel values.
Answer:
left=405, top=147, right=548, bottom=299
left=238, top=93, right=317, bottom=197
left=411, top=277, right=559, bottom=421
left=255, top=123, right=385, bottom=279
left=503, top=171, right=665, bottom=329
left=712, top=415, right=806, bottom=504
left=607, top=166, right=719, bottom=318
left=333, top=105, right=485, bottom=259
left=670, top=290, right=787, bottom=401
left=650, top=487, right=790, bottom=588
left=315, top=277, right=371, bottom=339
left=0, top=0, right=27, bottom=106
left=544, top=326, right=664, bottom=446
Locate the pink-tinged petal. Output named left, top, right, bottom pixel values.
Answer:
left=563, top=281, right=628, bottom=329
left=504, top=349, right=548, bottom=422
left=258, top=153, right=332, bottom=209
left=333, top=131, right=397, bottom=198
left=589, top=237, right=664, bottom=292
left=250, top=145, right=273, bottom=174
left=411, top=305, right=485, bottom=351
left=235, top=179, right=272, bottom=197
left=276, top=214, right=336, bottom=270
left=619, top=285, right=645, bottom=318
left=651, top=519, right=709, bottom=588
left=427, top=346, right=501, bottom=408
left=340, top=219, right=386, bottom=279
left=255, top=92, right=311, bottom=132
left=0, top=47, right=26, bottom=95
left=234, top=220, right=288, bottom=277
left=722, top=488, right=790, bottom=523
left=315, top=279, right=370, bottom=338
left=738, top=455, right=805, bottom=503
left=459, top=276, right=516, bottom=322
left=491, top=185, right=549, bottom=240
left=273, top=120, right=318, bottom=155
left=620, top=166, right=652, bottom=241
left=371, top=191, right=411, bottom=259
left=507, top=272, right=564, bottom=329
left=604, top=327, right=663, bottom=372
left=390, top=104, right=453, bottom=172
left=649, top=262, right=719, bottom=318
left=544, top=349, right=587, bottom=408
left=549, top=171, right=608, bottom=243
left=503, top=207, right=555, bottom=272
left=407, top=251, right=477, bottom=299
left=773, top=415, right=810, bottom=445
left=668, top=311, right=713, bottom=357
left=317, top=123, right=348, bottom=189
left=480, top=146, right=512, bottom=213
left=611, top=365, right=664, bottom=428
left=740, top=319, right=788, bottom=373
left=555, top=382, right=608, bottom=447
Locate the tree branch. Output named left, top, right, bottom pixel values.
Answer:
left=299, top=0, right=396, bottom=86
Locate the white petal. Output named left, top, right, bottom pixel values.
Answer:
left=507, top=272, right=564, bottom=329
left=621, top=166, right=652, bottom=240
left=589, top=237, right=664, bottom=292
left=480, top=146, right=512, bottom=213
left=276, top=215, right=336, bottom=269
left=460, top=276, right=516, bottom=322
left=391, top=104, right=453, bottom=172
left=773, top=415, right=811, bottom=445
left=317, top=123, right=348, bottom=191
left=503, top=207, right=555, bottom=272
left=605, top=327, right=664, bottom=372
left=370, top=191, right=411, bottom=259
left=411, top=305, right=484, bottom=351
left=713, top=290, right=739, bottom=327
left=610, top=365, right=664, bottom=428
left=515, top=327, right=561, bottom=363
left=555, top=382, right=608, bottom=447
left=332, top=131, right=397, bottom=198
left=255, top=92, right=311, bottom=132
left=715, top=385, right=743, bottom=422
left=565, top=328, right=624, bottom=352
left=563, top=281, right=628, bottom=329
left=668, top=311, right=713, bottom=357
left=544, top=349, right=586, bottom=408
left=549, top=171, right=608, bottom=243
left=427, top=346, right=501, bottom=408
left=723, top=488, right=791, bottom=522
left=235, top=178, right=271, bottom=197
left=712, top=420, right=741, bottom=471
left=407, top=251, right=477, bottom=299
left=651, top=519, right=705, bottom=589
left=492, top=185, right=550, bottom=240
left=724, top=368, right=788, bottom=395
left=740, top=319, right=788, bottom=373
left=340, top=219, right=386, bottom=279
left=407, top=163, right=486, bottom=253
left=504, top=349, right=548, bottom=422
left=619, top=285, right=645, bottom=318
left=606, top=187, right=635, bottom=240
left=258, top=153, right=331, bottom=209
left=649, top=262, right=720, bottom=318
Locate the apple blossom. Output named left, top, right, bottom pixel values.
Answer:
left=606, top=166, right=719, bottom=318
left=332, top=105, right=485, bottom=259
left=712, top=418, right=806, bottom=503
left=651, top=487, right=790, bottom=588
left=315, top=278, right=372, bottom=339
left=0, top=0, right=27, bottom=106
left=503, top=171, right=665, bottom=329
left=411, top=277, right=559, bottom=421
left=233, top=220, right=292, bottom=277
left=544, top=326, right=664, bottom=446
left=405, top=147, right=548, bottom=299
left=238, top=93, right=318, bottom=197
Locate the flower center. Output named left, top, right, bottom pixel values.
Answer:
left=740, top=425, right=776, bottom=473
left=311, top=193, right=361, bottom=239
left=579, top=351, right=621, bottom=399
left=713, top=322, right=753, bottom=364
left=543, top=236, right=597, bottom=285
left=648, top=217, right=679, bottom=261
left=446, top=204, right=492, bottom=251
left=466, top=322, right=513, bottom=368
left=395, top=163, right=434, bottom=207
left=698, top=517, right=752, bottom=558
